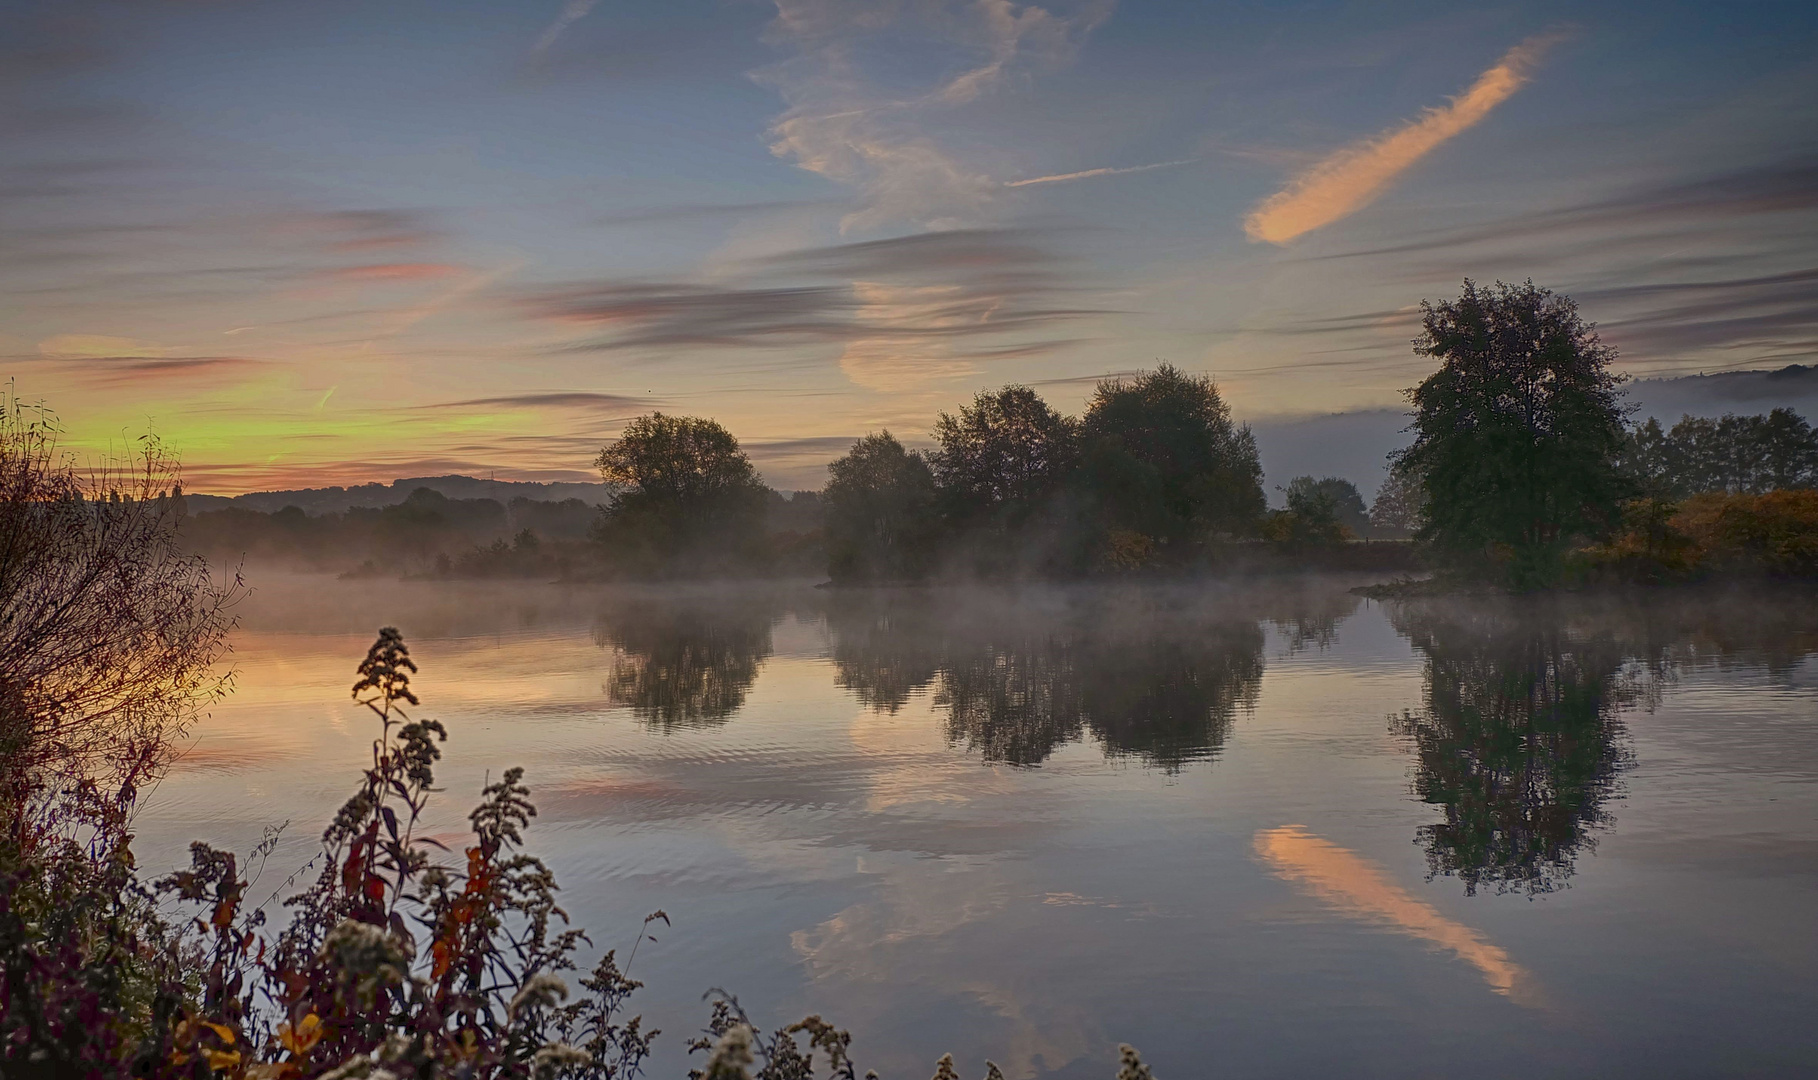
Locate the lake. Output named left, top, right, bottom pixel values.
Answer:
left=134, top=573, right=1818, bottom=1079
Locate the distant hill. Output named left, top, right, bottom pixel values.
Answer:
left=1628, top=363, right=1818, bottom=416
left=185, top=475, right=616, bottom=515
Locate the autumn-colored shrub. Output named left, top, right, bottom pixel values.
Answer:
left=1577, top=490, right=1818, bottom=582
left=1671, top=489, right=1818, bottom=577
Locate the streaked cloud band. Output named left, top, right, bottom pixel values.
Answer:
left=1245, top=33, right=1560, bottom=245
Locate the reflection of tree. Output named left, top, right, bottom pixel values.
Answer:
left=938, top=642, right=1083, bottom=766
left=825, top=598, right=942, bottom=714
left=826, top=591, right=1265, bottom=771
left=593, top=597, right=776, bottom=730
left=1076, top=627, right=1264, bottom=770
left=1265, top=587, right=1362, bottom=654
left=1390, top=602, right=1644, bottom=896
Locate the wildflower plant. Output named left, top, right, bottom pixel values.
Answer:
left=135, top=628, right=667, bottom=1079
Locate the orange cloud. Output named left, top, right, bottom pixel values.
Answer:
left=1254, top=825, right=1545, bottom=1007
left=323, top=262, right=463, bottom=282
left=1244, top=34, right=1561, bottom=244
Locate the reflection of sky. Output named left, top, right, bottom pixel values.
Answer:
left=131, top=575, right=1818, bottom=1079
left=4, top=2, right=1815, bottom=491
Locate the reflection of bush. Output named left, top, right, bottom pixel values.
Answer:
left=1389, top=602, right=1644, bottom=895
left=593, top=599, right=776, bottom=730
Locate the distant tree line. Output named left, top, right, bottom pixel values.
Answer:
left=184, top=277, right=1818, bottom=588
left=1621, top=409, right=1818, bottom=498
left=183, top=487, right=602, bottom=576
left=180, top=472, right=825, bottom=579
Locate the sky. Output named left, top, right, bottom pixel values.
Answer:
left=4, top=0, right=1816, bottom=493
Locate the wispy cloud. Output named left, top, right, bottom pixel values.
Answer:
left=520, top=229, right=1108, bottom=388
left=321, top=262, right=464, bottom=283
left=269, top=209, right=442, bottom=252
left=22, top=349, right=264, bottom=388
left=1005, top=158, right=1195, bottom=188
left=757, top=0, right=1111, bottom=232
left=1245, top=33, right=1562, bottom=245
left=532, top=0, right=601, bottom=55
left=1312, top=158, right=1818, bottom=261
left=415, top=391, right=655, bottom=412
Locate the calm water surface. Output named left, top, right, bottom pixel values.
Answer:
left=136, top=573, right=1818, bottom=1079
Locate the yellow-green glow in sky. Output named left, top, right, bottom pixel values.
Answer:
left=3, top=1, right=1815, bottom=492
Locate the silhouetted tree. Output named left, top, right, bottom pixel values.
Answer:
left=1078, top=364, right=1265, bottom=545
left=823, top=432, right=939, bottom=582
left=1286, top=477, right=1368, bottom=537
left=1368, top=465, right=1425, bottom=538
left=930, top=386, right=1076, bottom=529
left=593, top=413, right=770, bottom=574
left=1393, top=280, right=1631, bottom=588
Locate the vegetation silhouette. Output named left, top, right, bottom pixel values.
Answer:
left=0, top=391, right=238, bottom=814
left=1388, top=600, right=1645, bottom=895
left=1078, top=363, right=1265, bottom=546
left=823, top=431, right=939, bottom=583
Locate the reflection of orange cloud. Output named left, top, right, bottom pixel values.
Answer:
left=325, top=262, right=463, bottom=282
left=1244, top=34, right=1560, bottom=244
left=1254, top=825, right=1545, bottom=1007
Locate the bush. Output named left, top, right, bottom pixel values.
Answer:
left=1576, top=490, right=1818, bottom=582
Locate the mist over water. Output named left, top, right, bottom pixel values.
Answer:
left=136, top=572, right=1818, bottom=1079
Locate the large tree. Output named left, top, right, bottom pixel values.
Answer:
left=1285, top=476, right=1369, bottom=538
left=1079, top=363, right=1264, bottom=542
left=930, top=386, right=1076, bottom=528
left=593, top=413, right=769, bottom=572
left=1393, top=280, right=1631, bottom=587
left=823, top=431, right=939, bottom=582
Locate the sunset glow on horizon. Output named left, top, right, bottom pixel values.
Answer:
left=4, top=1, right=1814, bottom=494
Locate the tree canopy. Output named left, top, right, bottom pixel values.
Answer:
left=823, top=431, right=939, bottom=582
left=1285, top=476, right=1369, bottom=538
left=930, top=386, right=1077, bottom=526
left=594, top=413, right=769, bottom=571
left=1079, top=363, right=1264, bottom=541
left=1393, top=280, right=1631, bottom=587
